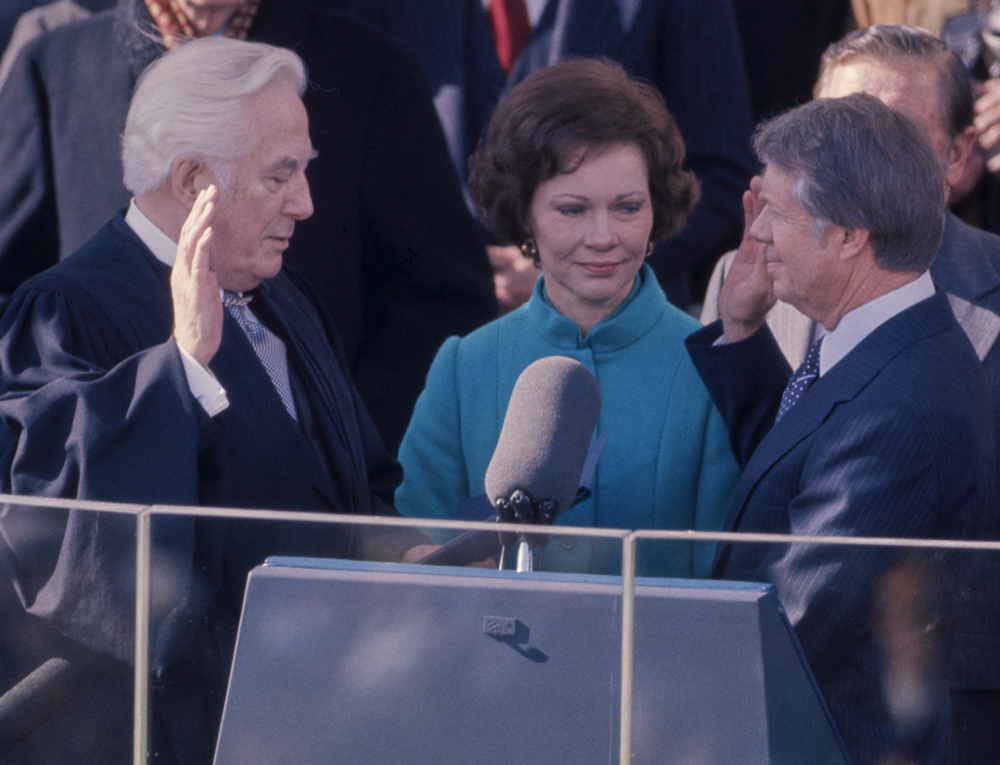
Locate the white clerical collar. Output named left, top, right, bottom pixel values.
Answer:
left=125, top=199, right=237, bottom=301
left=125, top=198, right=179, bottom=268
left=819, top=270, right=935, bottom=376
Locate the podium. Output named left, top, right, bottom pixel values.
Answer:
left=213, top=558, right=850, bottom=765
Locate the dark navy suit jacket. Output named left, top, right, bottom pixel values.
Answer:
left=703, top=211, right=1000, bottom=699
left=687, top=291, right=996, bottom=765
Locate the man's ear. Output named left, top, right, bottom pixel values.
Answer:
left=945, top=126, right=979, bottom=204
left=946, top=125, right=977, bottom=189
left=169, top=157, right=212, bottom=210
left=837, top=226, right=871, bottom=261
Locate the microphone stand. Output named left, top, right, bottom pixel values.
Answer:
left=515, top=540, right=532, bottom=573
left=495, top=490, right=556, bottom=573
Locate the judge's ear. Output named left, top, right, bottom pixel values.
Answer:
left=169, top=157, right=214, bottom=211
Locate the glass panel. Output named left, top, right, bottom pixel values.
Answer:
left=0, top=498, right=141, bottom=765
left=3, top=497, right=999, bottom=765
left=632, top=532, right=1000, bottom=765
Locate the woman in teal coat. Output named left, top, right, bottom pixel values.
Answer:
left=396, top=59, right=740, bottom=577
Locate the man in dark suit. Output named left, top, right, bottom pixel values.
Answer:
left=686, top=93, right=995, bottom=765
left=699, top=28, right=1000, bottom=760
left=0, top=38, right=425, bottom=765
left=0, top=0, right=497, bottom=455
left=334, top=0, right=756, bottom=311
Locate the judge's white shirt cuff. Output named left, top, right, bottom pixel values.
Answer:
left=177, top=342, right=229, bottom=416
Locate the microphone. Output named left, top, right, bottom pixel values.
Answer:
left=0, top=657, right=77, bottom=757
left=485, top=356, right=601, bottom=571
left=415, top=356, right=601, bottom=570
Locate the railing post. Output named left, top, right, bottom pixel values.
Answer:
left=620, top=533, right=636, bottom=765
left=134, top=509, right=150, bottom=765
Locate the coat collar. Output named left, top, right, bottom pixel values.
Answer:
left=111, top=211, right=172, bottom=292
left=525, top=263, right=670, bottom=353
left=933, top=211, right=1000, bottom=360
left=932, top=210, right=1000, bottom=302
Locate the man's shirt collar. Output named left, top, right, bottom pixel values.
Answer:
left=125, top=199, right=179, bottom=268
left=819, top=270, right=935, bottom=375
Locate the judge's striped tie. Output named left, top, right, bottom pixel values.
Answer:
left=222, top=291, right=298, bottom=421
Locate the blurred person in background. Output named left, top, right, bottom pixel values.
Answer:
left=333, top=0, right=756, bottom=313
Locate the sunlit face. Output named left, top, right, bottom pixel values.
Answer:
left=749, top=165, right=846, bottom=322
left=207, top=81, right=315, bottom=292
left=820, top=58, right=952, bottom=170
left=528, top=143, right=653, bottom=332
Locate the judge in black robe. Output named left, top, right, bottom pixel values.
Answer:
left=0, top=213, right=414, bottom=764
left=0, top=0, right=498, bottom=456
left=0, top=37, right=421, bottom=765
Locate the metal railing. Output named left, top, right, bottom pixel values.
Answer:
left=3, top=494, right=998, bottom=764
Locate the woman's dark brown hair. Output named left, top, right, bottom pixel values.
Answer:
left=468, top=57, right=699, bottom=259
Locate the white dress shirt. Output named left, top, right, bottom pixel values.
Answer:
left=818, top=270, right=935, bottom=376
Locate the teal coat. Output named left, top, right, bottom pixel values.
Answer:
left=396, top=265, right=740, bottom=576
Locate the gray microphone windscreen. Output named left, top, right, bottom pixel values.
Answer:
left=484, top=356, right=601, bottom=518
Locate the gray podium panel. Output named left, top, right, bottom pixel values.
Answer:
left=213, top=559, right=849, bottom=765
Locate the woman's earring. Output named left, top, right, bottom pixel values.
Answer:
left=520, top=240, right=538, bottom=258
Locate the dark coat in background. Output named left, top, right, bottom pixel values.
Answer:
left=0, top=0, right=498, bottom=454
left=686, top=292, right=996, bottom=765
left=333, top=0, right=756, bottom=308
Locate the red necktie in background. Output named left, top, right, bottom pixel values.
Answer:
left=488, top=0, right=531, bottom=76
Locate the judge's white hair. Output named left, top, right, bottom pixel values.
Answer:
left=122, top=36, right=307, bottom=195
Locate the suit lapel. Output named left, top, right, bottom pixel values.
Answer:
left=253, top=278, right=371, bottom=513
left=717, top=372, right=842, bottom=540
left=719, top=292, right=955, bottom=538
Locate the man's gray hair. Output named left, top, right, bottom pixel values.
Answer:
left=816, top=23, right=973, bottom=139
left=754, top=92, right=944, bottom=272
left=122, top=37, right=307, bottom=195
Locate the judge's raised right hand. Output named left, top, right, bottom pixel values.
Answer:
left=719, top=176, right=776, bottom=343
left=172, top=186, right=224, bottom=367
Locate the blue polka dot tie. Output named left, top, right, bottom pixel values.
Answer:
left=775, top=337, right=822, bottom=423
left=222, top=291, right=298, bottom=421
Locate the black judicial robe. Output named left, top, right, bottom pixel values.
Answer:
left=0, top=213, right=413, bottom=765
left=0, top=0, right=499, bottom=455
